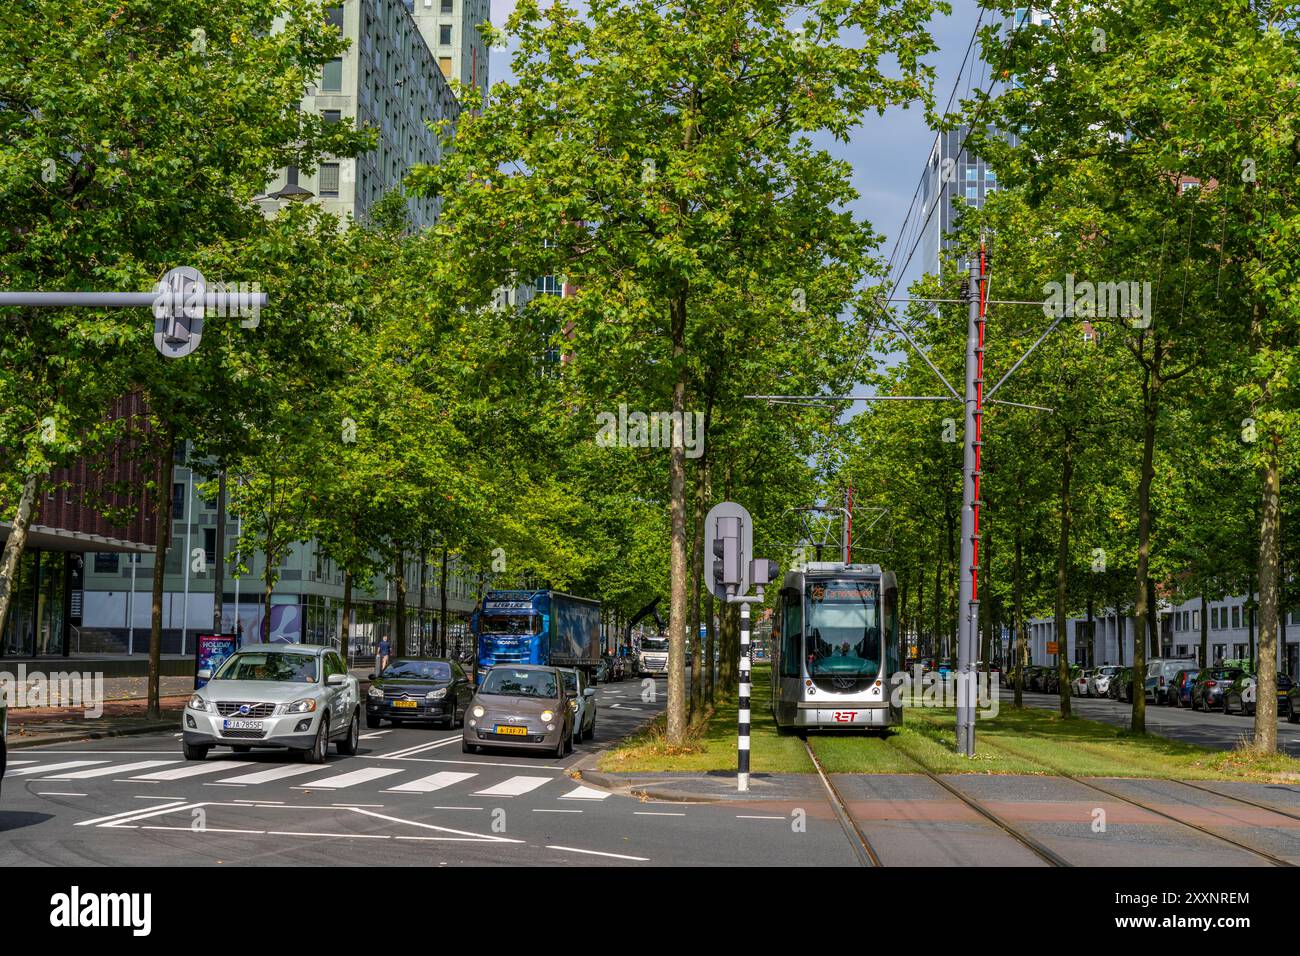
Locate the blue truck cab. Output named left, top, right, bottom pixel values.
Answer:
left=473, top=590, right=601, bottom=686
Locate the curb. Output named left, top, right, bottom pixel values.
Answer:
left=8, top=720, right=180, bottom=750
left=576, top=768, right=735, bottom=803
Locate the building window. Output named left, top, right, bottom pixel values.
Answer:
left=323, top=109, right=342, bottom=124
left=441, top=0, right=453, bottom=11
left=322, top=58, right=344, bottom=92
left=1213, top=643, right=1226, bottom=661
left=440, top=24, right=453, bottom=45
left=1232, top=605, right=1241, bottom=629
left=438, top=57, right=452, bottom=78
left=172, top=483, right=186, bottom=519
left=94, top=553, right=120, bottom=574
left=1192, top=609, right=1199, bottom=630
left=203, top=528, right=217, bottom=565
left=965, top=186, right=978, bottom=201
left=326, top=5, right=344, bottom=33
left=319, top=162, right=340, bottom=197
left=965, top=165, right=978, bottom=181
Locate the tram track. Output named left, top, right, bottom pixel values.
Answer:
left=965, top=733, right=1297, bottom=868
left=802, top=737, right=882, bottom=866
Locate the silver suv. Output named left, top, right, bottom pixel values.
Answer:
left=183, top=643, right=361, bottom=763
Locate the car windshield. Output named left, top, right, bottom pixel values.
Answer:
left=482, top=669, right=558, bottom=699
left=214, top=651, right=317, bottom=683
left=1098, top=667, right=1119, bottom=675
left=382, top=660, right=451, bottom=681
left=1208, top=669, right=1238, bottom=680
left=641, top=638, right=669, bottom=652
left=482, top=614, right=540, bottom=635
left=804, top=579, right=881, bottom=678
left=561, top=671, right=578, bottom=693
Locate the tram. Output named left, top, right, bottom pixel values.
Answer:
left=770, top=562, right=902, bottom=731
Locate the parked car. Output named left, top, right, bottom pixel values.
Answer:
left=1073, top=668, right=1094, bottom=697
left=1042, top=667, right=1061, bottom=695
left=463, top=664, right=574, bottom=758
left=1089, top=665, right=1121, bottom=697
left=1192, top=667, right=1244, bottom=712
left=1146, top=658, right=1196, bottom=705
left=1, top=692, right=6, bottom=799
left=1286, top=677, right=1300, bottom=723
left=1108, top=666, right=1133, bottom=701
left=366, top=657, right=473, bottom=730
left=559, top=667, right=598, bottom=742
left=594, top=657, right=610, bottom=682
left=937, top=659, right=954, bottom=678
left=1167, top=669, right=1197, bottom=707
left=183, top=643, right=361, bottom=763
left=1227, top=673, right=1294, bottom=717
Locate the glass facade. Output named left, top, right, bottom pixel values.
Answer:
left=1, top=550, right=69, bottom=657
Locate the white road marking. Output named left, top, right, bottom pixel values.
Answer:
left=42, top=759, right=179, bottom=780
left=142, top=826, right=264, bottom=835
left=433, top=806, right=482, bottom=811
left=546, top=845, right=649, bottom=862
left=8, top=760, right=108, bottom=777
left=217, top=764, right=328, bottom=785
left=359, top=730, right=391, bottom=738
left=534, top=808, right=583, bottom=813
left=6, top=760, right=38, bottom=767
left=388, top=757, right=566, bottom=771
left=35, top=792, right=87, bottom=797
left=268, top=831, right=392, bottom=839
left=378, top=736, right=462, bottom=760
left=348, top=807, right=525, bottom=843
left=386, top=771, right=477, bottom=793
left=473, top=775, right=551, bottom=797
left=736, top=815, right=785, bottom=820
left=131, top=761, right=249, bottom=781
left=634, top=811, right=686, bottom=816
left=293, top=767, right=403, bottom=789
left=77, top=800, right=193, bottom=827
left=558, top=785, right=610, bottom=801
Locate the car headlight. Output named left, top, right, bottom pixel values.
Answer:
left=368, top=686, right=383, bottom=699
left=283, top=698, right=318, bottom=714
left=188, top=694, right=211, bottom=712
left=427, top=687, right=447, bottom=700
left=569, top=699, right=579, bottom=711
left=472, top=705, right=485, bottom=718
left=540, top=710, right=555, bottom=722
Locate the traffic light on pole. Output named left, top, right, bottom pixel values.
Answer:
left=712, top=516, right=743, bottom=597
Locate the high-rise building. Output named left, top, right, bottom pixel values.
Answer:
left=407, top=0, right=491, bottom=111
left=263, top=0, right=462, bottom=230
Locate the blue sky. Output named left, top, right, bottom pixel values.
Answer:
left=485, top=0, right=984, bottom=292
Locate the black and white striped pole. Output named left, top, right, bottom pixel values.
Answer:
left=738, top=601, right=752, bottom=791
left=705, top=501, right=776, bottom=793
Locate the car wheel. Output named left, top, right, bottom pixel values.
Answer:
left=1288, top=707, right=1299, bottom=724
left=1247, top=703, right=1256, bottom=717
left=305, top=715, right=329, bottom=764
left=462, top=739, right=477, bottom=754
left=565, top=726, right=575, bottom=755
left=336, top=709, right=360, bottom=756
left=365, top=713, right=381, bottom=729
left=232, top=745, right=252, bottom=754
left=182, top=742, right=209, bottom=761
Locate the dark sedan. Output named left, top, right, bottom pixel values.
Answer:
left=366, top=658, right=474, bottom=729
left=1191, top=667, right=1243, bottom=712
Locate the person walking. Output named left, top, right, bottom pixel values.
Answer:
left=377, top=634, right=392, bottom=675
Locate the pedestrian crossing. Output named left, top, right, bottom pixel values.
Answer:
left=12, top=755, right=611, bottom=803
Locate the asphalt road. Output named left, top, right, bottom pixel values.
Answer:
left=0, top=677, right=856, bottom=868
left=1009, top=686, right=1300, bottom=756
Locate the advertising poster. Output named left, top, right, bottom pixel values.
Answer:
left=194, top=633, right=237, bottom=689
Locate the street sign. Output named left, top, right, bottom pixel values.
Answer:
left=1047, top=641, right=1060, bottom=655
left=704, top=501, right=752, bottom=600
left=153, top=266, right=206, bottom=358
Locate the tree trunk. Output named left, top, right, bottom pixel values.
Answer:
left=394, top=545, right=407, bottom=658
left=342, top=570, right=353, bottom=663
left=439, top=546, right=449, bottom=657
left=1132, top=362, right=1157, bottom=733
left=1013, top=525, right=1024, bottom=707
left=666, top=291, right=690, bottom=747
left=705, top=588, right=716, bottom=705
left=148, top=439, right=176, bottom=720
left=0, top=472, right=41, bottom=641
left=418, top=548, right=428, bottom=656
left=1056, top=436, right=1074, bottom=717
left=933, top=560, right=942, bottom=662
left=688, top=458, right=705, bottom=718
left=1147, top=578, right=1159, bottom=659
left=1086, top=596, right=1095, bottom=668
left=1199, top=593, right=1208, bottom=668
left=1253, top=435, right=1282, bottom=753
left=213, top=470, right=226, bottom=633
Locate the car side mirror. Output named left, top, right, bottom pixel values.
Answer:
left=326, top=673, right=348, bottom=686
left=368, top=673, right=376, bottom=681
left=196, top=668, right=213, bottom=681
left=584, top=687, right=596, bottom=698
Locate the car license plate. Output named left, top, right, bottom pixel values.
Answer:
left=222, top=719, right=263, bottom=731
left=495, top=725, right=528, bottom=736
left=392, top=699, right=418, bottom=709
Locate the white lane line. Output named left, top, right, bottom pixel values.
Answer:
left=558, top=785, right=610, bottom=801
left=35, top=792, right=87, bottom=797
left=546, top=845, right=650, bottom=862
left=385, top=771, right=477, bottom=794
left=359, top=730, right=392, bottom=739
left=378, top=736, right=462, bottom=759
left=434, top=806, right=483, bottom=811
left=77, top=800, right=193, bottom=827
left=267, top=831, right=392, bottom=839
left=331, top=803, right=385, bottom=808
left=131, top=761, right=249, bottom=781
left=293, top=767, right=403, bottom=790
left=8, top=760, right=109, bottom=777
left=348, top=807, right=525, bottom=843
left=473, top=775, right=551, bottom=797
left=736, top=815, right=785, bottom=820
left=6, top=760, right=39, bottom=767
left=634, top=811, right=685, bottom=816
left=134, top=795, right=187, bottom=801
left=43, top=759, right=179, bottom=780
left=141, top=826, right=265, bottom=835
left=387, top=757, right=566, bottom=771
left=217, top=764, right=329, bottom=785
left=534, top=809, right=583, bottom=813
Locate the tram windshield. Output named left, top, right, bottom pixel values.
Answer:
left=804, top=579, right=881, bottom=681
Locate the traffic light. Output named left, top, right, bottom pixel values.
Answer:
left=712, top=515, right=743, bottom=597
left=152, top=266, right=206, bottom=359
left=749, top=558, right=778, bottom=589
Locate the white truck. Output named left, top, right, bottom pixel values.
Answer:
left=637, top=635, right=671, bottom=677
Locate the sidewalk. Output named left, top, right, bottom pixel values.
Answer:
left=6, top=693, right=189, bottom=750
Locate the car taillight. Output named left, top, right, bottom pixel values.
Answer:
left=1206, top=681, right=1216, bottom=688
left=1159, top=677, right=1166, bottom=686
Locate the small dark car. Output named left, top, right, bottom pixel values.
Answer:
left=366, top=657, right=474, bottom=729
left=1192, top=667, right=1243, bottom=712
left=1167, top=669, right=1197, bottom=707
